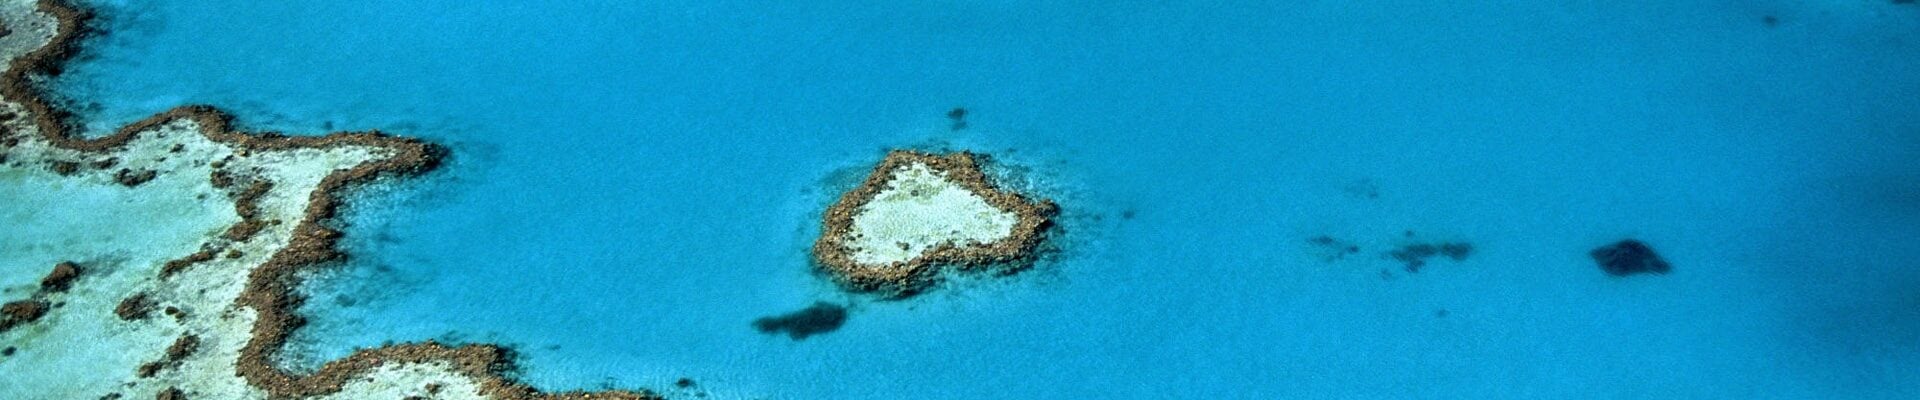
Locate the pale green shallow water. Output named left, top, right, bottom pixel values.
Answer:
left=0, top=165, right=234, bottom=290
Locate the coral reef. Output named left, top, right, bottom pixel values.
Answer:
left=813, top=150, right=1056, bottom=296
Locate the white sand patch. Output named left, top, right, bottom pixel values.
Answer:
left=317, top=361, right=488, bottom=400
left=845, top=162, right=1018, bottom=265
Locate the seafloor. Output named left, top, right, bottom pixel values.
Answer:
left=6, top=0, right=1920, bottom=399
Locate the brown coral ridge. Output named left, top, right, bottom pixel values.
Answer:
left=812, top=150, right=1057, bottom=296
left=7, top=1, right=655, bottom=399
left=221, top=180, right=274, bottom=242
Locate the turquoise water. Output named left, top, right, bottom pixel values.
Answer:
left=49, top=0, right=1920, bottom=398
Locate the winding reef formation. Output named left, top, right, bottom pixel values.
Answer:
left=0, top=1, right=652, bottom=399
left=813, top=150, right=1057, bottom=295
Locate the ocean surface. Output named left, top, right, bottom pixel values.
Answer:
left=45, top=0, right=1920, bottom=398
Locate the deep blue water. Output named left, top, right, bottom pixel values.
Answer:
left=52, top=0, right=1920, bottom=398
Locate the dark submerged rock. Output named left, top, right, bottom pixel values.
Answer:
left=115, top=168, right=157, bottom=187
left=1438, top=243, right=1473, bottom=260
left=208, top=169, right=234, bottom=188
left=1, top=300, right=51, bottom=331
left=40, top=261, right=81, bottom=292
left=48, top=160, right=78, bottom=175
left=1590, top=239, right=1671, bottom=276
left=138, top=334, right=201, bottom=378
left=752, top=302, right=848, bottom=340
left=136, top=361, right=165, bottom=378
left=223, top=219, right=266, bottom=241
left=1388, top=242, right=1473, bottom=273
left=117, top=293, right=154, bottom=320
left=165, top=335, right=200, bottom=362
left=160, top=249, right=217, bottom=278
left=1307, top=235, right=1362, bottom=262
left=947, top=107, right=969, bottom=131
